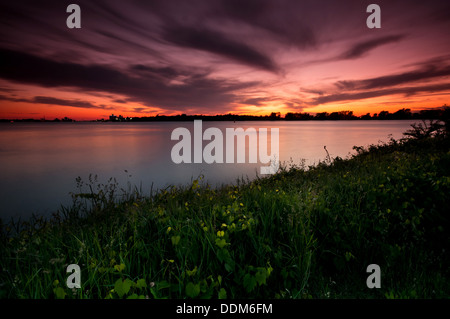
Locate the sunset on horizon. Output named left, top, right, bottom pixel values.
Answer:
left=1, top=0, right=449, bottom=120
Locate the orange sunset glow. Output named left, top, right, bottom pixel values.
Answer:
left=1, top=0, right=450, bottom=120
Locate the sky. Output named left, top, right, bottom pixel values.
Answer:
left=0, top=0, right=449, bottom=120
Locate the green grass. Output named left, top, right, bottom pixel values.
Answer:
left=1, top=134, right=449, bottom=299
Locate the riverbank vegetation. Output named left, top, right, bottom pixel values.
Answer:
left=1, top=122, right=449, bottom=299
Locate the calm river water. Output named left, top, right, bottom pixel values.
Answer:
left=0, top=120, right=418, bottom=220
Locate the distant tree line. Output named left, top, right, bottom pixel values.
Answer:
left=122, top=107, right=450, bottom=122
left=0, top=116, right=75, bottom=122
left=126, top=112, right=283, bottom=122
left=285, top=107, right=450, bottom=121
left=1, top=106, right=448, bottom=123
left=129, top=107, right=449, bottom=122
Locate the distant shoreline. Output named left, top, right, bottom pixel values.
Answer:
left=1, top=106, right=448, bottom=123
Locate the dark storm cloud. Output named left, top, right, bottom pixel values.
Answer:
left=33, top=96, right=111, bottom=109
left=335, top=64, right=450, bottom=91
left=0, top=48, right=257, bottom=110
left=162, top=25, right=279, bottom=73
left=113, top=99, right=127, bottom=104
left=341, top=35, right=405, bottom=60
left=302, top=34, right=407, bottom=68
left=240, top=97, right=273, bottom=106
left=402, top=54, right=450, bottom=69
left=0, top=49, right=127, bottom=89
left=308, top=57, right=450, bottom=105
left=0, top=95, right=29, bottom=103
left=132, top=107, right=147, bottom=113
left=0, top=94, right=109, bottom=109
left=217, top=0, right=316, bottom=49
left=131, top=64, right=182, bottom=78
left=312, top=83, right=450, bottom=105
left=0, top=87, right=18, bottom=93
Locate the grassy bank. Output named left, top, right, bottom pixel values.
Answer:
left=1, top=132, right=449, bottom=299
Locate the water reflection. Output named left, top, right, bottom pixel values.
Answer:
left=0, top=120, right=417, bottom=220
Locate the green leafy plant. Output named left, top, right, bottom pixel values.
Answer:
left=105, top=278, right=148, bottom=299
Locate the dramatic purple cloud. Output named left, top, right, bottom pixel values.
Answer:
left=0, top=0, right=449, bottom=118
